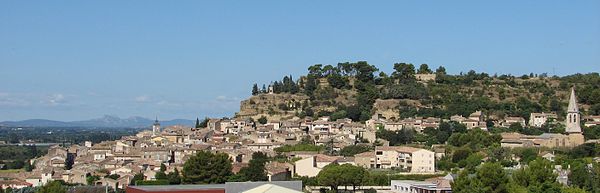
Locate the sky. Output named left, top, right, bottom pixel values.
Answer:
left=1, top=1, right=599, bottom=121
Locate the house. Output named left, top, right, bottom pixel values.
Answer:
left=265, top=162, right=292, bottom=181
left=25, top=176, right=42, bottom=187
left=293, top=154, right=339, bottom=177
left=583, top=115, right=600, bottom=127
left=0, top=179, right=32, bottom=189
left=500, top=117, right=526, bottom=128
left=354, top=151, right=376, bottom=168
left=451, top=111, right=487, bottom=130
left=529, top=112, right=558, bottom=127
left=95, top=178, right=118, bottom=190
left=373, top=146, right=435, bottom=174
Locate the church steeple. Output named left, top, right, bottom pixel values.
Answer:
left=567, top=87, right=579, bottom=113
left=565, top=87, right=582, bottom=133
left=152, top=116, right=161, bottom=136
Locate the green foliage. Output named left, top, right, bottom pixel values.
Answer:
left=155, top=171, right=167, bottom=180
left=199, top=117, right=209, bottom=128
left=447, top=128, right=501, bottom=151
left=583, top=125, right=600, bottom=140
left=417, top=64, right=433, bottom=74
left=195, top=118, right=201, bottom=128
left=274, top=144, right=323, bottom=153
left=37, top=181, right=66, bottom=193
left=257, top=116, right=268, bottom=125
left=106, top=174, right=120, bottom=180
left=0, top=145, right=47, bottom=161
left=135, top=180, right=169, bottom=185
left=383, top=81, right=429, bottom=100
left=252, top=83, right=259, bottom=95
left=329, top=110, right=347, bottom=121
left=167, top=168, right=181, bottom=185
left=568, top=162, right=600, bottom=192
left=569, top=143, right=600, bottom=159
left=130, top=173, right=144, bottom=185
left=182, top=151, right=232, bottom=184
left=255, top=63, right=600, bottom=124
left=237, top=152, right=269, bottom=181
left=338, top=145, right=373, bottom=157
left=64, top=153, right=74, bottom=170
left=516, top=148, right=538, bottom=164
left=376, top=128, right=415, bottom=145
left=86, top=175, right=100, bottom=185
left=458, top=152, right=484, bottom=171
left=512, top=158, right=562, bottom=193
left=452, top=162, right=509, bottom=193
left=317, top=164, right=367, bottom=191
left=392, top=63, right=416, bottom=80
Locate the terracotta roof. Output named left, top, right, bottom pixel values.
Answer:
left=375, top=146, right=423, bottom=153
left=315, top=154, right=339, bottom=163
left=354, top=151, right=375, bottom=158
left=0, top=179, right=32, bottom=186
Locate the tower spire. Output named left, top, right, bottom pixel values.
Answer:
left=565, top=87, right=582, bottom=134
left=567, top=87, right=579, bottom=113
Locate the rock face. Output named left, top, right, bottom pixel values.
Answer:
left=237, top=93, right=310, bottom=120
left=372, top=99, right=422, bottom=121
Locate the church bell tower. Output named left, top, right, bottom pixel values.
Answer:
left=566, top=87, right=584, bottom=146
left=152, top=117, right=161, bottom=136
left=566, top=87, right=582, bottom=134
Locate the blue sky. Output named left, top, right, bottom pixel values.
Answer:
left=1, top=1, right=599, bottom=121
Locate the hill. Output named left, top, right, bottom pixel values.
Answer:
left=237, top=62, right=600, bottom=123
left=0, top=115, right=194, bottom=128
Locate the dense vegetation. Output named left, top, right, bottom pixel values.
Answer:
left=0, top=127, right=145, bottom=144
left=251, top=62, right=600, bottom=122
left=452, top=158, right=599, bottom=193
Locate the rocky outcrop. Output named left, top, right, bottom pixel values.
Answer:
left=237, top=93, right=310, bottom=120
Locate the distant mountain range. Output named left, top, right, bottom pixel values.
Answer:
left=0, top=115, right=194, bottom=128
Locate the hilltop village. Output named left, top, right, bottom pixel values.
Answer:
left=1, top=84, right=598, bottom=192
left=1, top=64, right=599, bottom=193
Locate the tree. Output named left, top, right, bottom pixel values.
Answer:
left=317, top=164, right=367, bottom=192
left=317, top=163, right=342, bottom=191
left=252, top=83, right=259, bottom=95
left=452, top=162, right=509, bottom=193
left=339, top=145, right=373, bottom=156
left=155, top=170, right=167, bottom=180
left=512, top=158, right=562, bottom=193
left=257, top=116, right=268, bottom=125
left=86, top=175, right=100, bottom=185
left=435, top=66, right=447, bottom=75
left=37, top=181, right=66, bottom=193
left=393, top=63, right=415, bottom=80
left=417, top=64, right=433, bottom=74
left=195, top=118, right=201, bottom=128
left=167, top=168, right=181, bottom=185
left=130, top=173, right=144, bottom=185
left=24, top=160, right=33, bottom=172
left=199, top=117, right=209, bottom=128
left=518, top=148, right=538, bottom=164
left=476, top=162, right=509, bottom=193
left=182, top=151, right=232, bottom=184
left=238, top=152, right=269, bottom=181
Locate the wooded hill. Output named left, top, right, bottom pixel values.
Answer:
left=238, top=61, right=600, bottom=124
